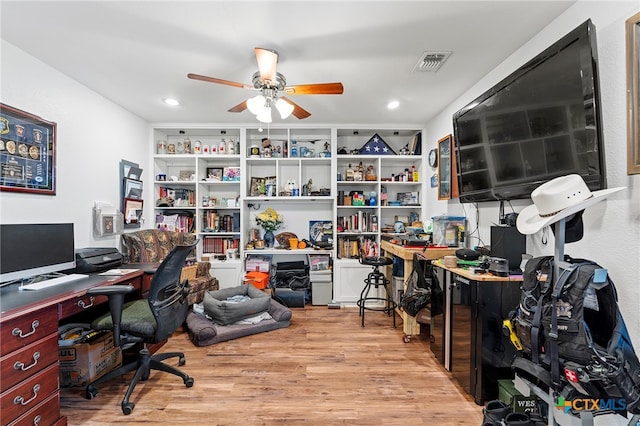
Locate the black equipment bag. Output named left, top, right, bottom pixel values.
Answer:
left=511, top=256, right=640, bottom=414
left=399, top=253, right=431, bottom=317
left=270, top=261, right=310, bottom=290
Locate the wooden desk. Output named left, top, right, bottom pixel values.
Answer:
left=0, top=270, right=143, bottom=426
left=380, top=240, right=456, bottom=341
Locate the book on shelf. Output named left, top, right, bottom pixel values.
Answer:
left=202, top=211, right=241, bottom=232
left=337, top=212, right=377, bottom=233
left=202, top=236, right=240, bottom=254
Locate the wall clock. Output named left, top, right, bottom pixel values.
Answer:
left=428, top=148, right=438, bottom=167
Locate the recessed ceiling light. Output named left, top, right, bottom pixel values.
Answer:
left=163, top=98, right=180, bottom=106
left=387, top=100, right=400, bottom=110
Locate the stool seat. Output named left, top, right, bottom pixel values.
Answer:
left=357, top=255, right=396, bottom=328
left=361, top=256, right=394, bottom=268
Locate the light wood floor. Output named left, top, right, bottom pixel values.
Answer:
left=60, top=307, right=484, bottom=425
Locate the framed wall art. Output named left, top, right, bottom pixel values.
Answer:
left=123, top=197, right=144, bottom=224
left=627, top=12, right=640, bottom=175
left=0, top=103, right=57, bottom=195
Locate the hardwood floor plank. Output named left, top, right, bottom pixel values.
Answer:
left=60, top=307, right=484, bottom=425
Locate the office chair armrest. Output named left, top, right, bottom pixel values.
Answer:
left=87, top=284, right=135, bottom=297
left=87, top=285, right=135, bottom=348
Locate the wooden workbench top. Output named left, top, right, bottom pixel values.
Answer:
left=380, top=239, right=457, bottom=260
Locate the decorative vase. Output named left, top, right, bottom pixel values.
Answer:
left=264, top=230, right=275, bottom=248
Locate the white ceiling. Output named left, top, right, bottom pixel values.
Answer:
left=0, top=1, right=576, bottom=126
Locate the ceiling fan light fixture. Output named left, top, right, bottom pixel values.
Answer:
left=247, top=95, right=266, bottom=115
left=256, top=107, right=272, bottom=124
left=275, top=98, right=294, bottom=119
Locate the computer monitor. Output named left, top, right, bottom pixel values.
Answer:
left=0, top=223, right=76, bottom=284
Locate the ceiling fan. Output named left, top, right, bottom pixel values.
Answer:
left=187, top=47, right=344, bottom=122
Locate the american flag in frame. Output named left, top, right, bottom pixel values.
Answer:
left=358, top=133, right=396, bottom=155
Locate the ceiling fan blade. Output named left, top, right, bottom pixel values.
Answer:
left=187, top=73, right=252, bottom=89
left=255, top=47, right=278, bottom=84
left=282, top=97, right=311, bottom=119
left=228, top=100, right=248, bottom=113
left=284, top=82, right=344, bottom=95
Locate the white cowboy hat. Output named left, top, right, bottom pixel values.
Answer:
left=516, top=174, right=625, bottom=235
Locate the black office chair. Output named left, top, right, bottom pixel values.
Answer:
left=84, top=242, right=197, bottom=415
left=357, top=251, right=396, bottom=328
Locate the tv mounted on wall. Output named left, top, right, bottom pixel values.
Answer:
left=452, top=19, right=606, bottom=203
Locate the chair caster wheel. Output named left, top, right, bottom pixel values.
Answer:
left=85, top=389, right=98, bottom=399
left=122, top=402, right=135, bottom=415
left=403, top=334, right=411, bottom=343
left=185, top=376, right=194, bottom=387
left=179, top=356, right=186, bottom=366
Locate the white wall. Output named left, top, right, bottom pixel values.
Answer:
left=0, top=40, right=151, bottom=249
left=425, top=1, right=640, bottom=342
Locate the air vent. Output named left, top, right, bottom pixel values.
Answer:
left=412, top=51, right=452, bottom=73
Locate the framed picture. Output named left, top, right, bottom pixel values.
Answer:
left=206, top=167, right=223, bottom=181
left=627, top=12, right=640, bottom=175
left=0, top=103, right=57, bottom=195
left=123, top=197, right=144, bottom=224
left=124, top=178, right=143, bottom=199
left=249, top=177, right=266, bottom=196
left=223, top=166, right=241, bottom=181
left=179, top=169, right=194, bottom=181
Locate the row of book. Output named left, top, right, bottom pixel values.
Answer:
left=337, top=212, right=378, bottom=233
left=336, top=236, right=376, bottom=259
left=156, top=213, right=194, bottom=233
left=202, top=236, right=240, bottom=254
left=202, top=211, right=240, bottom=232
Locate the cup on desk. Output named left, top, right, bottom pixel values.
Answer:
left=289, top=238, right=299, bottom=249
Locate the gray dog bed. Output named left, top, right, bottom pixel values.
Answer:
left=186, top=285, right=292, bottom=346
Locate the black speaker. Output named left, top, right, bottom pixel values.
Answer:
left=490, top=226, right=526, bottom=274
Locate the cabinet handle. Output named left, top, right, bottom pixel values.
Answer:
left=33, top=415, right=42, bottom=426
left=77, top=296, right=95, bottom=309
left=13, top=384, right=40, bottom=406
left=12, top=320, right=39, bottom=338
left=14, top=351, right=40, bottom=371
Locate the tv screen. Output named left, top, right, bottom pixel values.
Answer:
left=0, top=223, right=76, bottom=283
left=452, top=19, right=606, bottom=203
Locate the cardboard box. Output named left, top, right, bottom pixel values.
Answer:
left=58, top=331, right=122, bottom=387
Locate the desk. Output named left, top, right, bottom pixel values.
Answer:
left=433, top=261, right=522, bottom=405
left=380, top=240, right=456, bottom=341
left=0, top=270, right=143, bottom=426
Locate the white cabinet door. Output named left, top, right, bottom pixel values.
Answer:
left=333, top=260, right=380, bottom=304
left=210, top=260, right=243, bottom=289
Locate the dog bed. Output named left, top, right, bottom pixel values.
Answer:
left=203, top=284, right=271, bottom=325
left=186, top=284, right=292, bottom=346
left=186, top=297, right=292, bottom=347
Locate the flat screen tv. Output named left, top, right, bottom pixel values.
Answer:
left=452, top=19, right=606, bottom=203
left=0, top=223, right=76, bottom=284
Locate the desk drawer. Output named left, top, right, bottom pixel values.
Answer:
left=58, top=277, right=141, bottom=318
left=58, top=293, right=108, bottom=319
left=7, top=391, right=61, bottom=426
left=0, top=363, right=59, bottom=425
left=1, top=306, right=58, bottom=356
left=1, top=334, right=59, bottom=393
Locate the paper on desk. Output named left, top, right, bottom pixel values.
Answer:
left=99, top=268, right=138, bottom=276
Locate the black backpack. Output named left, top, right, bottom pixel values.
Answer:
left=511, top=256, right=640, bottom=414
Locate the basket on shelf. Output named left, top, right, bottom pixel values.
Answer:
left=180, top=264, right=198, bottom=282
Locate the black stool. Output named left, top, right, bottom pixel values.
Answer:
left=357, top=255, right=396, bottom=327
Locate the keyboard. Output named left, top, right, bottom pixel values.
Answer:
left=19, top=273, right=89, bottom=291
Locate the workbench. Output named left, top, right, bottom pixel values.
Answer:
left=380, top=240, right=456, bottom=342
